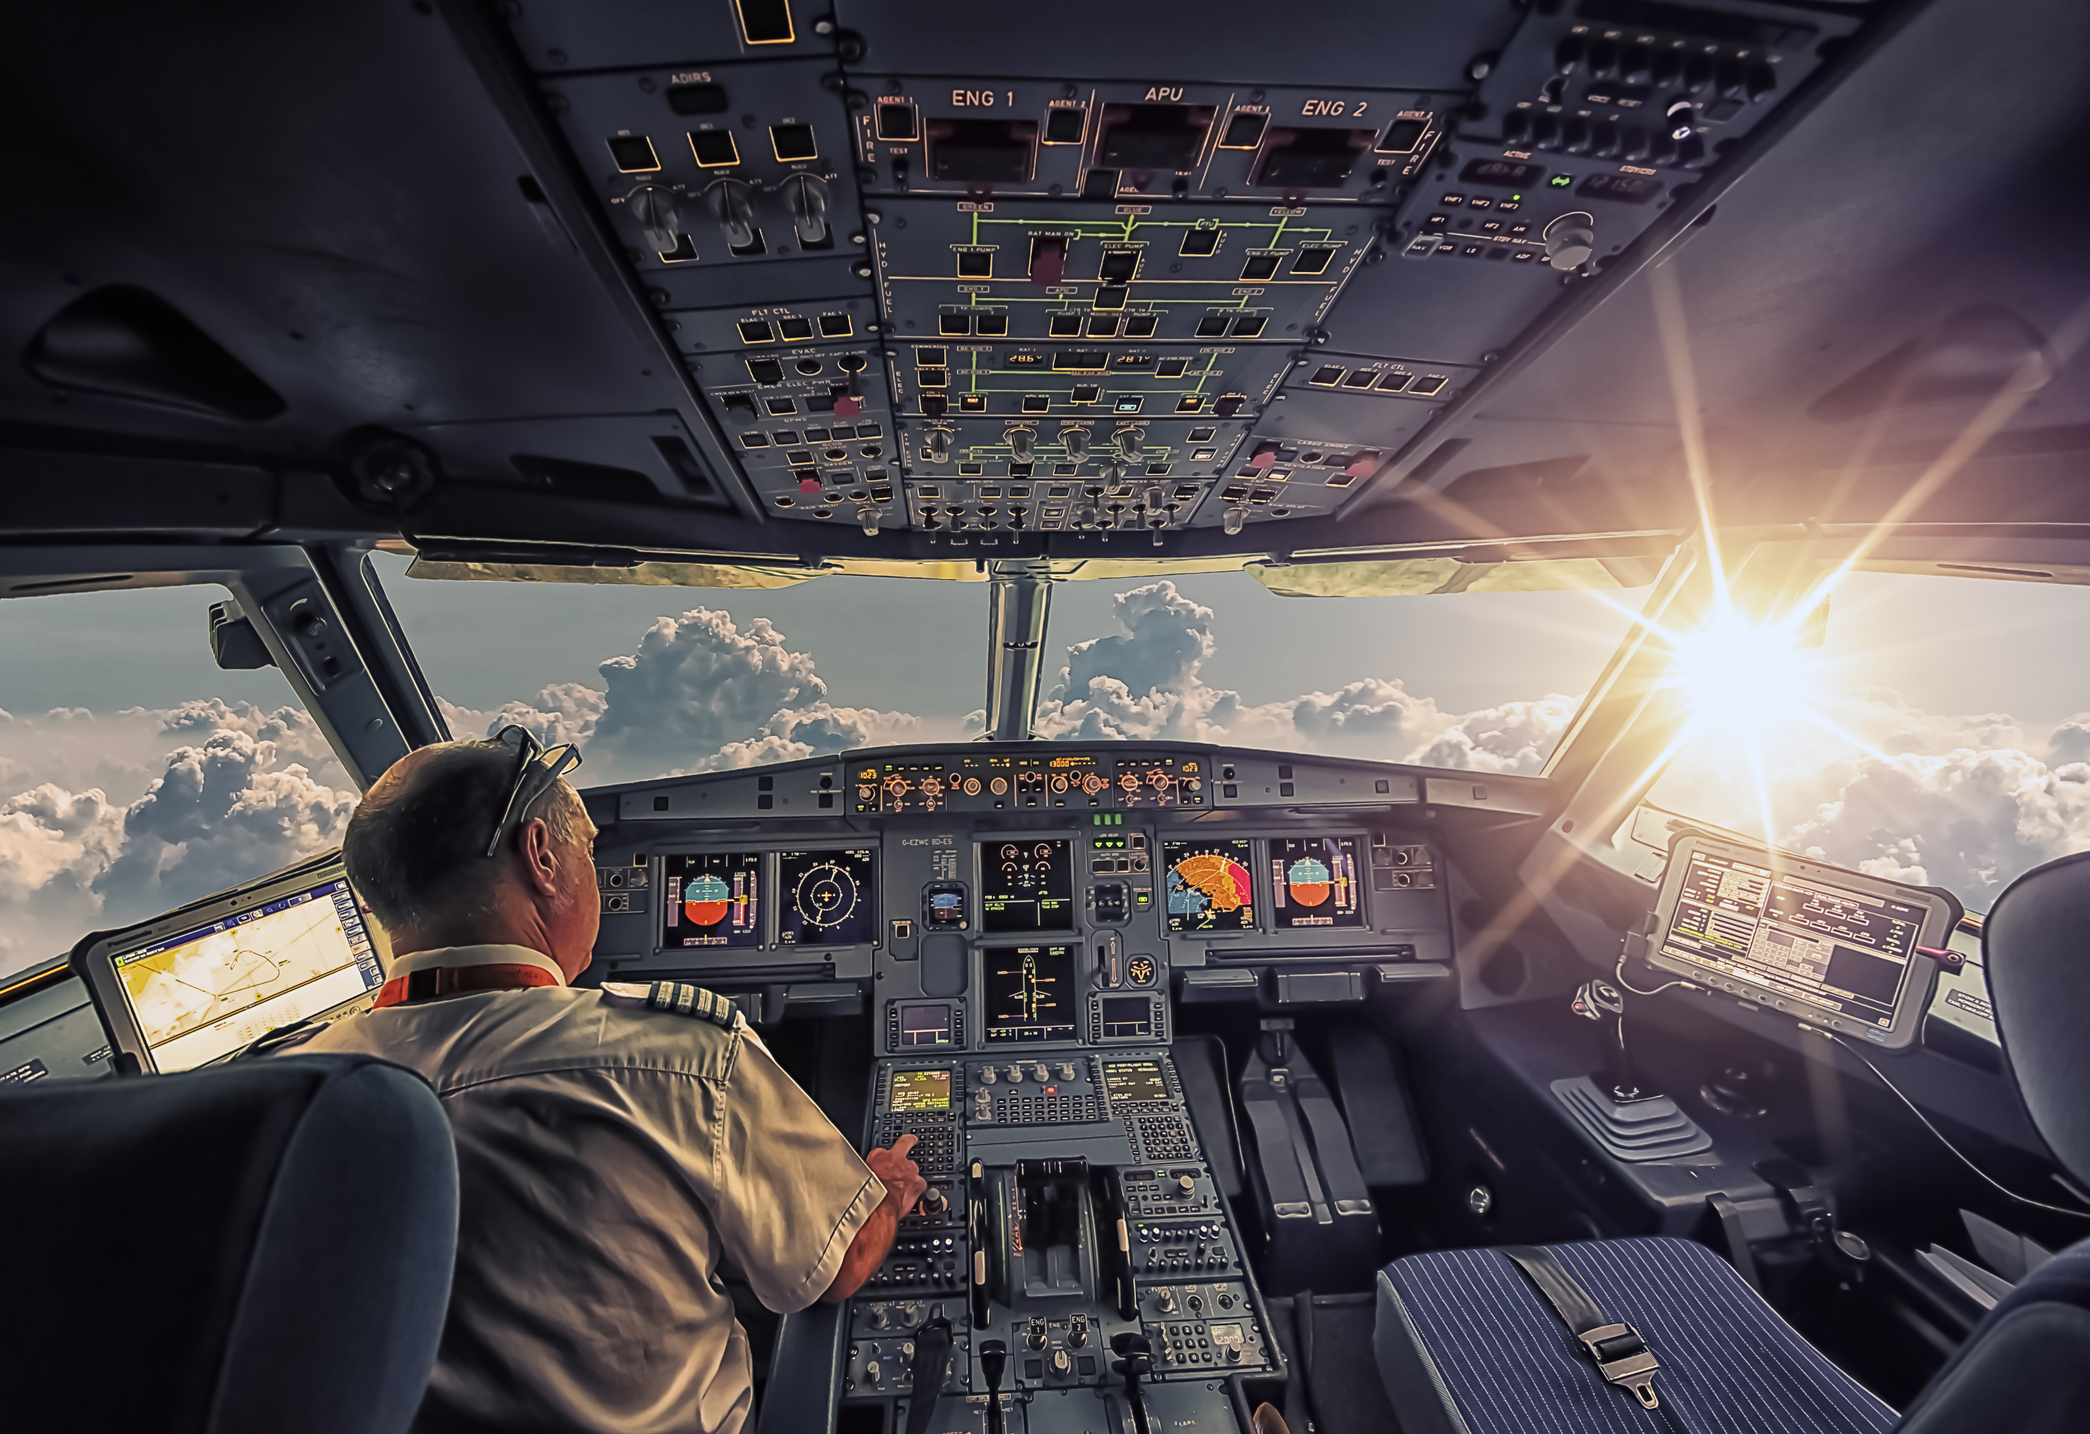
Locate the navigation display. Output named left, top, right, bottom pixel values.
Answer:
left=111, top=878, right=382, bottom=1072
left=1164, top=839, right=1256, bottom=933
left=890, top=1068, right=953, bottom=1112
left=983, top=944, right=1079, bottom=1043
left=661, top=851, right=762, bottom=948
left=778, top=848, right=878, bottom=946
left=1102, top=1059, right=1169, bottom=1104
left=1659, top=845, right=1927, bottom=1028
left=1270, top=836, right=1363, bottom=929
left=981, top=839, right=1075, bottom=932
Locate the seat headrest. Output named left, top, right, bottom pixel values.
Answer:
left=1982, top=851, right=2090, bottom=1184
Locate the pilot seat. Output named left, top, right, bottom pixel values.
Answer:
left=1372, top=851, right=2090, bottom=1434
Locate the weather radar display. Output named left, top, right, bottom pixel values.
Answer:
left=778, top=849, right=878, bottom=946
left=1163, top=839, right=1256, bottom=933
left=1270, top=836, right=1363, bottom=929
left=662, top=852, right=762, bottom=948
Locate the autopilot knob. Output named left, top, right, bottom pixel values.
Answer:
left=1060, top=425, right=1090, bottom=461
left=926, top=429, right=951, bottom=463
left=627, top=185, right=682, bottom=251
left=783, top=173, right=830, bottom=246
left=703, top=178, right=757, bottom=249
left=1543, top=212, right=1596, bottom=271
left=1048, top=1348, right=1072, bottom=1376
left=1006, top=426, right=1036, bottom=461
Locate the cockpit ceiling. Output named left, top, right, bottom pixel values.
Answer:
left=4, top=0, right=2090, bottom=570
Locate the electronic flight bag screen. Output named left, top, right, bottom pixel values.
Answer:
left=1649, top=833, right=1958, bottom=1048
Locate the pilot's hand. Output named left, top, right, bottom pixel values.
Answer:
left=866, top=1133, right=929, bottom=1214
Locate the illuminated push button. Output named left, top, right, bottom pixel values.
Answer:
left=1246, top=442, right=1280, bottom=470
left=799, top=476, right=823, bottom=493
left=1343, top=451, right=1379, bottom=479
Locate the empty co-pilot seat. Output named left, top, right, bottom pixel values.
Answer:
left=1, top=1053, right=459, bottom=1434
left=1375, top=1236, right=1895, bottom=1434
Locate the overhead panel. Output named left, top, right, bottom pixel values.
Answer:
left=490, top=0, right=1877, bottom=548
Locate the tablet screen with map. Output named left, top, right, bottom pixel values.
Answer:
left=83, top=869, right=385, bottom=1072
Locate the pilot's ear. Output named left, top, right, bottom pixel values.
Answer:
left=518, top=817, right=562, bottom=899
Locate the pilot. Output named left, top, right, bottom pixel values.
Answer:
left=280, top=731, right=927, bottom=1434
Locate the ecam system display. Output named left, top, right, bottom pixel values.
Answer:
left=983, top=943, right=1079, bottom=1042
left=981, top=839, right=1074, bottom=932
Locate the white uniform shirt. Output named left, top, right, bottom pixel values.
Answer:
left=287, top=944, right=884, bottom=1434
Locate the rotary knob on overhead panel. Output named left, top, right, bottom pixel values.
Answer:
left=926, top=429, right=951, bottom=463
left=704, top=179, right=757, bottom=249
left=1060, top=425, right=1089, bottom=461
left=1114, top=427, right=1143, bottom=461
left=1543, top=212, right=1596, bottom=270
left=783, top=173, right=830, bottom=246
left=627, top=185, right=681, bottom=251
left=1006, top=426, right=1036, bottom=461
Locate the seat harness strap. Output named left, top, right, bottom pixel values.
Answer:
left=1499, top=1246, right=1668, bottom=1414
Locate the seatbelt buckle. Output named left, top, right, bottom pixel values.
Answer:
left=1578, top=1322, right=1662, bottom=1409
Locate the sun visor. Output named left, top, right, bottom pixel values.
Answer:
left=1248, top=555, right=1660, bottom=598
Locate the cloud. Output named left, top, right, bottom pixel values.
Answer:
left=450, top=608, right=922, bottom=783
left=1035, top=582, right=1458, bottom=753
left=1779, top=746, right=2090, bottom=906
left=0, top=716, right=357, bottom=976
left=1409, top=695, right=1583, bottom=775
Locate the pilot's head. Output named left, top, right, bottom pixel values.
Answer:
left=344, top=736, right=600, bottom=980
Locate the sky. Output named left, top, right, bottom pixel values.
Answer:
left=4, top=557, right=2090, bottom=978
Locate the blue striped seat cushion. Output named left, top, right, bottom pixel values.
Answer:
left=1375, top=1236, right=1897, bottom=1434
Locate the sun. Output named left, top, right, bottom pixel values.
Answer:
left=1660, top=603, right=1815, bottom=747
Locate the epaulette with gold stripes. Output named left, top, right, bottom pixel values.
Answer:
left=600, top=980, right=743, bottom=1029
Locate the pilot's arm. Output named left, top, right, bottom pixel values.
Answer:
left=708, top=1035, right=923, bottom=1313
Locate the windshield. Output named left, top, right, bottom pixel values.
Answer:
left=0, top=587, right=347, bottom=981
left=375, top=555, right=1649, bottom=783
left=1647, top=570, right=2090, bottom=915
